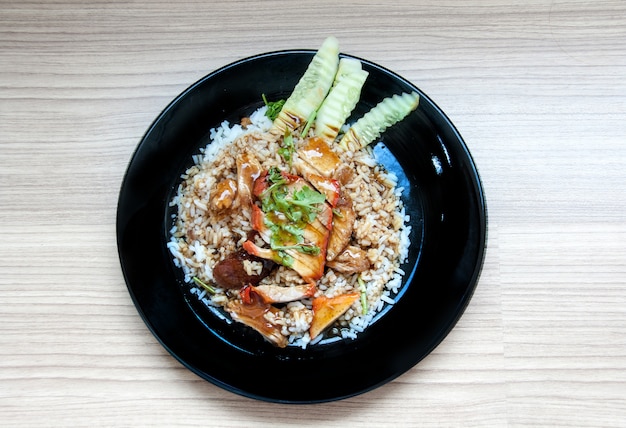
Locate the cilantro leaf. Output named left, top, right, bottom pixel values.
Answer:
left=260, top=167, right=288, bottom=201
left=278, top=130, right=295, bottom=164
left=289, top=186, right=326, bottom=222
left=271, top=243, right=321, bottom=256
left=277, top=250, right=294, bottom=267
left=262, top=94, right=286, bottom=121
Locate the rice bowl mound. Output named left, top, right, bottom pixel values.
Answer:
left=167, top=105, right=411, bottom=348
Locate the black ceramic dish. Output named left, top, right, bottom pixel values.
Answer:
left=116, top=49, right=487, bottom=403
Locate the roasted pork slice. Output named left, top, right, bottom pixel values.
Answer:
left=245, top=169, right=334, bottom=283
left=326, top=245, right=370, bottom=274
left=226, top=294, right=287, bottom=348
left=210, top=178, right=237, bottom=211
left=250, top=202, right=332, bottom=245
left=247, top=283, right=316, bottom=304
left=293, top=158, right=341, bottom=208
left=246, top=195, right=332, bottom=282
left=243, top=240, right=326, bottom=284
left=309, top=292, right=359, bottom=340
left=235, top=152, right=261, bottom=207
left=326, top=193, right=356, bottom=261
left=297, top=136, right=341, bottom=177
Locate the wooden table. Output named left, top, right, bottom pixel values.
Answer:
left=2, top=1, right=625, bottom=426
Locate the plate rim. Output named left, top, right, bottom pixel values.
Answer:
left=116, top=48, right=488, bottom=403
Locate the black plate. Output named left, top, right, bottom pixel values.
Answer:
left=116, top=49, right=487, bottom=403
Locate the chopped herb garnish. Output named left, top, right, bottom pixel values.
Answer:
left=260, top=167, right=288, bottom=201
left=262, top=94, right=286, bottom=121
left=291, top=186, right=326, bottom=218
left=282, top=223, right=304, bottom=239
left=278, top=130, right=295, bottom=164
left=300, top=108, right=317, bottom=137
left=332, top=208, right=344, bottom=218
left=259, top=169, right=327, bottom=256
left=357, top=276, right=368, bottom=314
left=192, top=276, right=217, bottom=295
left=277, top=250, right=294, bottom=267
left=271, top=242, right=321, bottom=255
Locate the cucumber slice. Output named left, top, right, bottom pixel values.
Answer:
left=314, top=58, right=369, bottom=144
left=338, top=91, right=420, bottom=150
left=271, top=37, right=340, bottom=135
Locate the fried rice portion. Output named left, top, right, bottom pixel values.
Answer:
left=168, top=106, right=410, bottom=347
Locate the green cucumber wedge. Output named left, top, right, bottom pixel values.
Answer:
left=314, top=58, right=369, bottom=144
left=271, top=37, right=340, bottom=135
left=338, top=91, right=420, bottom=150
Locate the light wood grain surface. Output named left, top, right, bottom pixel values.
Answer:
left=1, top=0, right=625, bottom=426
